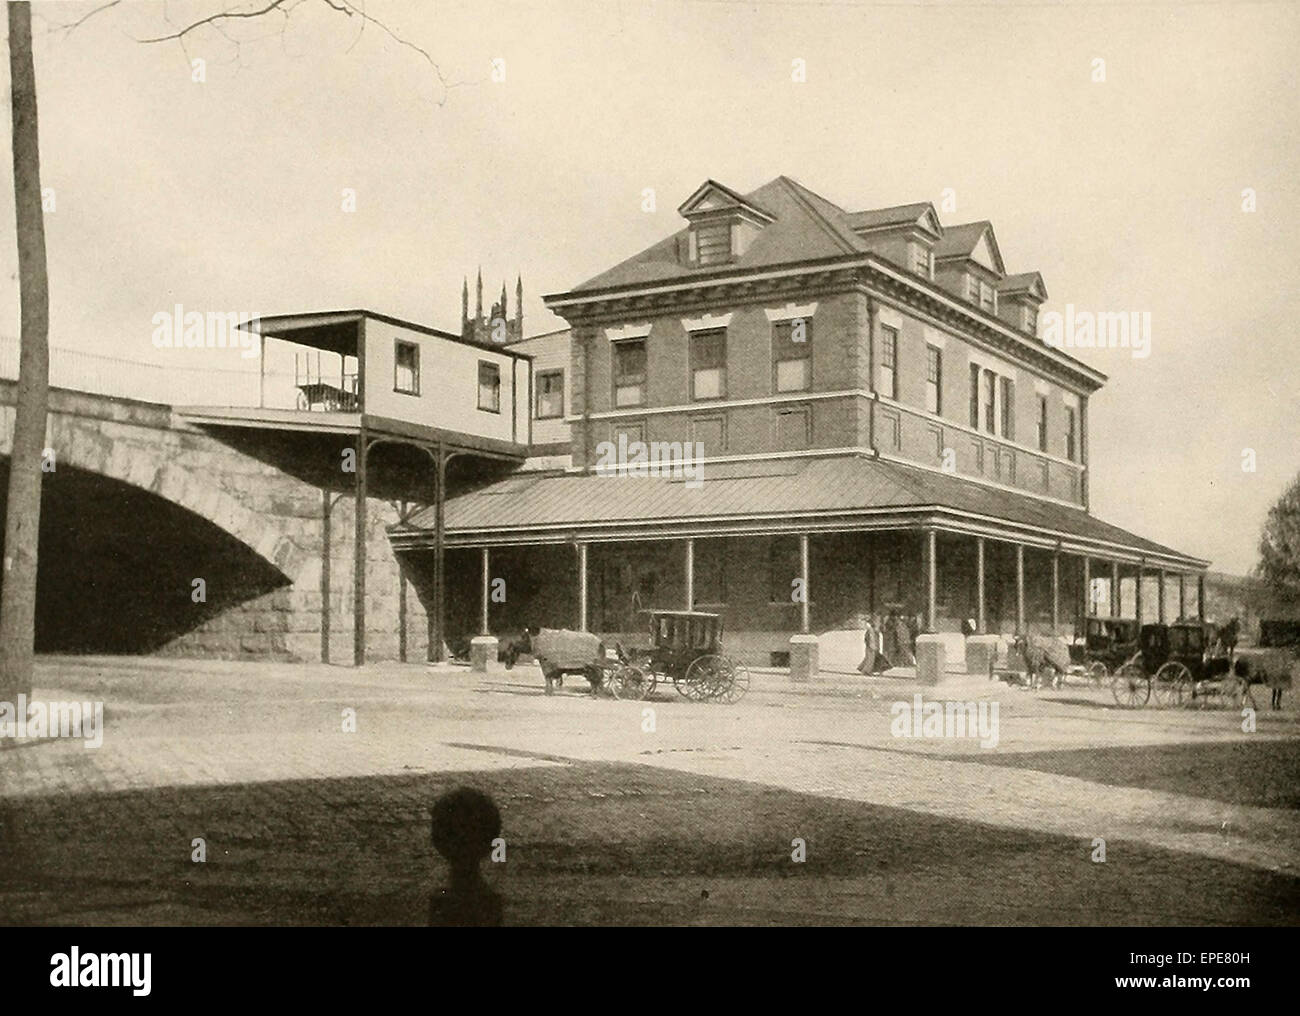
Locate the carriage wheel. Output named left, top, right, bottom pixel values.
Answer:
left=684, top=655, right=730, bottom=701
left=1088, top=661, right=1109, bottom=687
left=1152, top=662, right=1192, bottom=708
left=608, top=663, right=655, bottom=701
left=674, top=668, right=707, bottom=701
left=1112, top=664, right=1151, bottom=708
left=715, top=659, right=750, bottom=704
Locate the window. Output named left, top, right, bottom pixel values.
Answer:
left=394, top=340, right=419, bottom=395
left=1065, top=405, right=1077, bottom=462
left=690, top=328, right=727, bottom=400
left=1036, top=395, right=1048, bottom=452
left=775, top=405, right=811, bottom=451
left=1024, top=305, right=1038, bottom=335
left=912, top=244, right=932, bottom=278
left=925, top=345, right=942, bottom=414
left=966, top=275, right=980, bottom=303
left=477, top=360, right=500, bottom=413
left=980, top=282, right=996, bottom=313
left=535, top=369, right=564, bottom=419
left=694, top=220, right=731, bottom=265
left=879, top=325, right=899, bottom=399
left=982, top=369, right=996, bottom=433
left=969, top=363, right=981, bottom=428
left=690, top=415, right=725, bottom=454
left=999, top=376, right=1015, bottom=440
left=612, top=419, right=645, bottom=449
left=613, top=338, right=647, bottom=407
left=773, top=318, right=812, bottom=393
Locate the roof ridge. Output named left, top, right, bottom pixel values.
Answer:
left=773, top=176, right=860, bottom=255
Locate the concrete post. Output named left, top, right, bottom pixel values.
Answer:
left=799, top=533, right=810, bottom=635
left=924, top=527, right=937, bottom=632
left=976, top=536, right=986, bottom=634
left=577, top=542, right=589, bottom=632
left=1051, top=549, right=1060, bottom=634
left=1015, top=543, right=1025, bottom=634
left=684, top=537, right=695, bottom=610
left=480, top=546, right=490, bottom=636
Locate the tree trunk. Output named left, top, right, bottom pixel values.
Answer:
left=0, top=1, right=50, bottom=700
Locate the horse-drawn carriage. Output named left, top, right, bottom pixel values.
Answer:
left=1076, top=617, right=1141, bottom=685
left=615, top=610, right=750, bottom=704
left=1110, top=621, right=1245, bottom=708
left=501, top=610, right=748, bottom=704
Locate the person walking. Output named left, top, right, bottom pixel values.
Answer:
left=858, top=614, right=878, bottom=675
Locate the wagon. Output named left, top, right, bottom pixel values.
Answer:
left=1076, top=617, right=1141, bottom=686
left=613, top=610, right=750, bottom=704
left=1111, top=622, right=1240, bottom=709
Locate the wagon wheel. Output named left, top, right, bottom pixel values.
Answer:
left=1152, top=662, right=1191, bottom=708
left=1112, top=664, right=1151, bottom=708
left=1088, top=661, right=1109, bottom=687
left=608, top=663, right=655, bottom=701
left=684, top=655, right=730, bottom=701
left=714, top=658, right=750, bottom=704
left=674, top=666, right=707, bottom=701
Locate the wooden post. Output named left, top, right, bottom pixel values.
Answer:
left=480, top=546, right=490, bottom=636
left=353, top=430, right=367, bottom=667
left=1111, top=560, right=1120, bottom=618
left=577, top=542, right=589, bottom=632
left=1082, top=556, right=1091, bottom=619
left=1157, top=569, right=1166, bottom=625
left=799, top=533, right=810, bottom=635
left=1197, top=573, right=1206, bottom=623
left=1051, top=549, right=1060, bottom=634
left=1136, top=562, right=1145, bottom=625
left=1013, top=545, right=1024, bottom=631
left=684, top=538, right=695, bottom=610
left=398, top=563, right=407, bottom=663
left=1178, top=573, right=1186, bottom=621
left=430, top=445, right=446, bottom=663
left=924, top=527, right=937, bottom=632
left=976, top=537, right=986, bottom=634
left=321, top=488, right=331, bottom=664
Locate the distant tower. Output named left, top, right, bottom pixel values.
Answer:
left=461, top=277, right=468, bottom=324
left=461, top=268, right=523, bottom=346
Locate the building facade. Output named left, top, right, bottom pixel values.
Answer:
left=393, top=176, right=1208, bottom=665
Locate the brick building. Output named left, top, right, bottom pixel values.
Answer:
left=394, top=176, right=1208, bottom=665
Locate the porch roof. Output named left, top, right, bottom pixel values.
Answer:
left=392, top=454, right=1208, bottom=570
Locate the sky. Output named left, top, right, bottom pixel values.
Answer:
left=1, top=0, right=1298, bottom=574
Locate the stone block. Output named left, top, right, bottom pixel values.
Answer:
left=915, top=634, right=946, bottom=685
left=789, top=633, right=818, bottom=682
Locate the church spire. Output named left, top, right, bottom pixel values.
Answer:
left=515, top=275, right=523, bottom=334
left=475, top=268, right=483, bottom=321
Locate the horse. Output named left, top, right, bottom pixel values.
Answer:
left=1010, top=634, right=1071, bottom=690
left=503, top=626, right=607, bottom=697
left=1231, top=648, right=1295, bottom=710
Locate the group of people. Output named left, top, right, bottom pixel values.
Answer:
left=857, top=607, right=923, bottom=675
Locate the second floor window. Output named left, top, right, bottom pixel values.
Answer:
left=969, top=363, right=980, bottom=428
left=613, top=338, right=647, bottom=407
left=690, top=328, right=727, bottom=400
left=1065, top=405, right=1078, bottom=462
left=925, top=344, right=942, bottom=414
left=1037, top=394, right=1048, bottom=452
left=999, top=376, right=1015, bottom=440
left=477, top=361, right=500, bottom=413
left=880, top=325, right=899, bottom=399
left=536, top=369, right=564, bottom=419
left=394, top=340, right=419, bottom=395
left=773, top=318, right=811, bottom=393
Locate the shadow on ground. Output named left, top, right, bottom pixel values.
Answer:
left=2, top=757, right=1298, bottom=926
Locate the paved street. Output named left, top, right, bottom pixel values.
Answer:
left=1, top=656, right=1297, bottom=925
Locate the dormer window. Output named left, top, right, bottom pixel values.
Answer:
left=911, top=243, right=933, bottom=279
left=678, top=179, right=775, bottom=269
left=1023, top=305, right=1038, bottom=335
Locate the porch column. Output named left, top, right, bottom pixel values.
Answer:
left=684, top=538, right=695, bottom=610
left=1051, top=549, right=1060, bottom=634
left=1136, top=562, right=1145, bottom=625
left=353, top=429, right=367, bottom=667
left=1082, top=556, right=1091, bottom=619
left=1178, top=573, right=1186, bottom=621
left=1015, top=543, right=1025, bottom=634
left=577, top=542, right=589, bottom=632
left=430, top=446, right=447, bottom=663
left=480, top=546, right=491, bottom=636
left=799, top=533, right=810, bottom=634
left=1111, top=561, right=1120, bottom=618
left=321, top=488, right=332, bottom=664
left=1197, top=574, right=1206, bottom=623
left=976, top=536, right=986, bottom=633
left=924, top=527, right=937, bottom=632
left=1157, top=569, right=1167, bottom=625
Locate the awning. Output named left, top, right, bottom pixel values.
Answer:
left=391, top=453, right=1208, bottom=570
